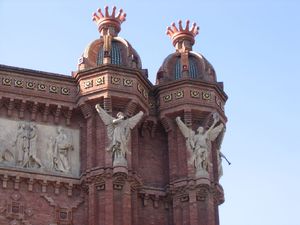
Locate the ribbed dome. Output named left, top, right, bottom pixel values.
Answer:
left=156, top=51, right=216, bottom=84
left=78, top=37, right=142, bottom=70
left=156, top=20, right=217, bottom=85
left=78, top=6, right=142, bottom=71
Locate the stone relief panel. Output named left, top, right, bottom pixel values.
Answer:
left=0, top=118, right=80, bottom=176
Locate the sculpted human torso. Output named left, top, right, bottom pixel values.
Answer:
left=95, top=104, right=143, bottom=167
left=176, top=112, right=224, bottom=177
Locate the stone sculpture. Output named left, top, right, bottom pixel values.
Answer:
left=95, top=104, right=143, bottom=167
left=15, top=123, right=42, bottom=168
left=176, top=112, right=224, bottom=177
left=52, top=127, right=73, bottom=173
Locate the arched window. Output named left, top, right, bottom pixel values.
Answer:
left=174, top=57, right=181, bottom=80
left=97, top=45, right=104, bottom=65
left=111, top=42, right=122, bottom=65
left=97, top=41, right=123, bottom=65
left=189, top=56, right=198, bottom=79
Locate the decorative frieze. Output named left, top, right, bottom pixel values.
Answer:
left=2, top=77, right=12, bottom=86
left=14, top=79, right=23, bottom=88
left=37, top=83, right=46, bottom=91
left=163, top=94, right=172, bottom=102
left=137, top=83, right=148, bottom=100
left=25, top=81, right=35, bottom=89
left=160, top=88, right=225, bottom=111
left=0, top=76, right=71, bottom=96
left=83, top=80, right=93, bottom=89
left=190, top=90, right=200, bottom=98
left=0, top=118, right=80, bottom=176
left=174, top=90, right=184, bottom=99
left=202, top=91, right=212, bottom=100
left=95, top=76, right=105, bottom=85
left=111, top=76, right=121, bottom=85
left=123, top=78, right=133, bottom=87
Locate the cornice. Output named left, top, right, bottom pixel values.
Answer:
left=0, top=64, right=75, bottom=83
left=154, top=78, right=228, bottom=101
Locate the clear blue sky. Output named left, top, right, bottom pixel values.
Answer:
left=1, top=1, right=300, bottom=225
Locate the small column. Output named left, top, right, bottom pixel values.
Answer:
left=122, top=181, right=132, bottom=225
left=189, top=190, right=198, bottom=225
left=103, top=97, right=113, bottom=168
left=105, top=178, right=114, bottom=225
left=88, top=183, right=96, bottom=225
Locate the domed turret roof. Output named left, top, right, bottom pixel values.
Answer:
left=156, top=20, right=216, bottom=84
left=78, top=6, right=142, bottom=71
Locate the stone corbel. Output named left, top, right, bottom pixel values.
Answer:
left=14, top=176, right=20, bottom=190
left=113, top=172, right=127, bottom=190
left=153, top=195, right=160, bottom=208
left=7, top=98, right=14, bottom=117
left=54, top=181, right=60, bottom=195
left=28, top=178, right=34, bottom=192
left=42, top=180, right=47, bottom=193
left=43, top=103, right=50, bottom=122
left=19, top=100, right=26, bottom=119
left=30, top=102, right=38, bottom=121
left=196, top=185, right=210, bottom=201
left=67, top=183, right=73, bottom=196
left=2, top=174, right=8, bottom=189
left=54, top=105, right=62, bottom=124
left=65, top=107, right=73, bottom=125
left=142, top=194, right=150, bottom=207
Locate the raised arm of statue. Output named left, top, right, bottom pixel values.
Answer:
left=176, top=117, right=195, bottom=150
left=206, top=112, right=220, bottom=135
left=95, top=104, right=144, bottom=167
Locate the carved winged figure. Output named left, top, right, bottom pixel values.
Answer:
left=176, top=112, right=224, bottom=176
left=95, top=104, right=144, bottom=166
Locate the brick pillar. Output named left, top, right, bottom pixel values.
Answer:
left=86, top=115, right=95, bottom=169
left=88, top=183, right=96, bottom=225
left=104, top=97, right=113, bottom=167
left=122, top=181, right=132, bottom=225
left=207, top=194, right=216, bottom=225
left=105, top=178, right=114, bottom=225
left=131, top=191, right=139, bottom=225
left=129, top=127, right=139, bottom=170
left=168, top=130, right=178, bottom=180
left=189, top=190, right=198, bottom=225
left=96, top=115, right=105, bottom=167
left=173, top=198, right=182, bottom=225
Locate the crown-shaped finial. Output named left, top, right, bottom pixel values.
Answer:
left=166, top=20, right=199, bottom=49
left=92, top=6, right=126, bottom=36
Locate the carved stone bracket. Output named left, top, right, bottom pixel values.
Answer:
left=138, top=185, right=168, bottom=209
left=80, top=169, right=143, bottom=193
left=167, top=178, right=213, bottom=204
left=0, top=171, right=80, bottom=197
left=212, top=183, right=224, bottom=205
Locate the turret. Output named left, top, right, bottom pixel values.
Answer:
left=155, top=20, right=228, bottom=225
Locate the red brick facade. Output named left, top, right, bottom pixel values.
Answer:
left=0, top=6, right=227, bottom=225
